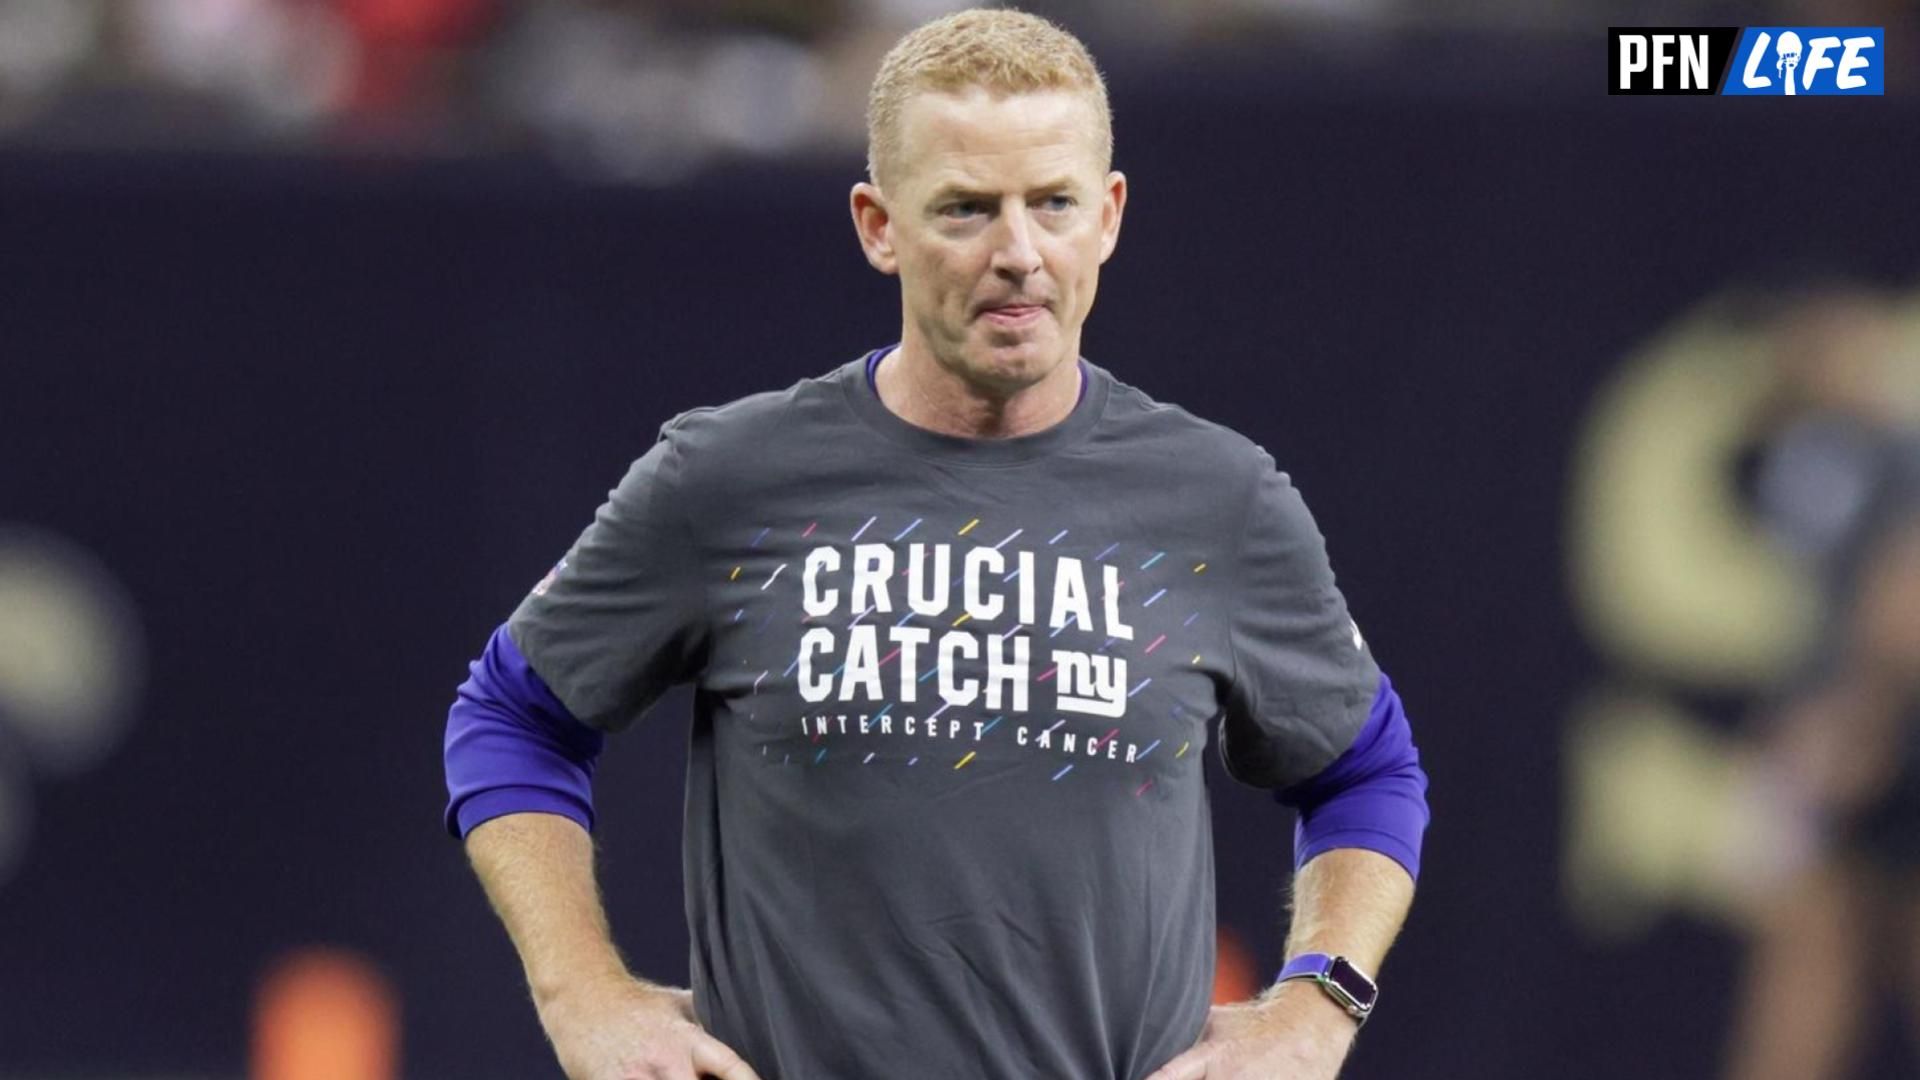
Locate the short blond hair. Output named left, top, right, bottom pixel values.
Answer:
left=866, top=8, right=1112, bottom=190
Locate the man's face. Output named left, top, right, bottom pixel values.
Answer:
left=853, top=86, right=1126, bottom=393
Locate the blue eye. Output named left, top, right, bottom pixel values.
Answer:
left=943, top=201, right=985, bottom=218
left=1042, top=195, right=1075, bottom=211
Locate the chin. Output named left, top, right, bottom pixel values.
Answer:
left=968, top=334, right=1066, bottom=388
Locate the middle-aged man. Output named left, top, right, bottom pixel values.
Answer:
left=445, top=9, right=1430, bottom=1079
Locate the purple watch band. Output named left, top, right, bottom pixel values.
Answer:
left=1278, top=953, right=1339, bottom=982
left=1277, top=953, right=1378, bottom=1025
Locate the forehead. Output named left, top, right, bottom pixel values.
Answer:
left=892, top=86, right=1103, bottom=194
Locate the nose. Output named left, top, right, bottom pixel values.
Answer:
left=988, top=202, right=1042, bottom=279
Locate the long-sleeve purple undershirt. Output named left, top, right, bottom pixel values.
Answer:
left=1275, top=672, right=1429, bottom=880
left=443, top=625, right=602, bottom=839
left=443, top=627, right=1430, bottom=881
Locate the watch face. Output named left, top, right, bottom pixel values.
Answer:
left=1326, top=957, right=1378, bottom=1010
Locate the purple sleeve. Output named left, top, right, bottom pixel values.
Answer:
left=1275, top=672, right=1429, bottom=881
left=443, top=624, right=606, bottom=839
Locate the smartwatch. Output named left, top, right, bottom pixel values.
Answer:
left=1276, top=953, right=1378, bottom=1027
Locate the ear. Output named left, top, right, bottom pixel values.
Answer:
left=1098, top=170, right=1127, bottom=264
left=850, top=182, right=899, bottom=275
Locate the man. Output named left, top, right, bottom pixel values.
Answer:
left=1723, top=288, right=1920, bottom=1080
left=444, top=9, right=1429, bottom=1079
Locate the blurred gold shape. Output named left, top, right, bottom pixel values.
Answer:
left=1567, top=306, right=1814, bottom=688
left=1563, top=688, right=1815, bottom=939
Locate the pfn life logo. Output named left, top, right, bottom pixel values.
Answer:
left=1724, top=28, right=1883, bottom=95
left=1609, top=27, right=1884, bottom=95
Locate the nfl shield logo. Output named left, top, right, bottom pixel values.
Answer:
left=532, top=557, right=568, bottom=597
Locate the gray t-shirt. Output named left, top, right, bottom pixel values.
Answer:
left=509, top=352, right=1379, bottom=1080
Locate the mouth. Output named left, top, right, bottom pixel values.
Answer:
left=979, top=302, right=1049, bottom=327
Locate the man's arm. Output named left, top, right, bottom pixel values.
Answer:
left=1248, top=850, right=1416, bottom=1070
left=448, top=425, right=730, bottom=1076
left=465, top=813, right=760, bottom=1080
left=1278, top=847, right=1414, bottom=980
left=1149, top=674, right=1427, bottom=1080
left=1146, top=851, right=1414, bottom=1080
left=447, top=627, right=760, bottom=1080
left=463, top=812, right=637, bottom=1014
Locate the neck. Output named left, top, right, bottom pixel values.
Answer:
left=875, top=339, right=1081, bottom=439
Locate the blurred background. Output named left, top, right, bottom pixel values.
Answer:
left=3, top=1, right=1919, bottom=1078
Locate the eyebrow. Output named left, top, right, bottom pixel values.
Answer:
left=926, top=178, right=1080, bottom=204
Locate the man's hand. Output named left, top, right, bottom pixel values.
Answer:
left=1144, top=983, right=1358, bottom=1080
left=463, top=814, right=758, bottom=1078
left=537, top=975, right=763, bottom=1080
